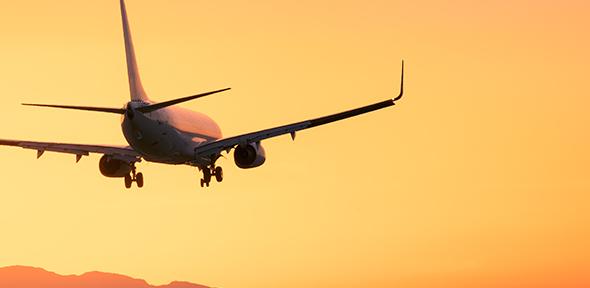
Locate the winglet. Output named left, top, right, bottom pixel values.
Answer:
left=393, top=60, right=404, bottom=102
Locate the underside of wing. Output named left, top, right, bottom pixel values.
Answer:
left=0, top=139, right=140, bottom=162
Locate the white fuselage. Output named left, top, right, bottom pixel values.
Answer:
left=121, top=100, right=222, bottom=165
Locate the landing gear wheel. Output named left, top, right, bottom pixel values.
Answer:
left=200, top=179, right=205, bottom=188
left=136, top=172, right=144, bottom=188
left=203, top=168, right=212, bottom=183
left=124, top=174, right=132, bottom=189
left=215, top=166, right=223, bottom=182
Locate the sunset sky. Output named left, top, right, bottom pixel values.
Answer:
left=0, top=0, right=589, bottom=287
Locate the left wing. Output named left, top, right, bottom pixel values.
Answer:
left=195, top=61, right=405, bottom=158
left=0, top=139, right=141, bottom=162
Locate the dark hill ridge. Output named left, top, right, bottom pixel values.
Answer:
left=0, top=266, right=209, bottom=288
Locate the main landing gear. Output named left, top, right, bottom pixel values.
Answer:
left=124, top=166, right=144, bottom=189
left=200, top=165, right=223, bottom=187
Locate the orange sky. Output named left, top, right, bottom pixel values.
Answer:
left=0, top=0, right=589, bottom=287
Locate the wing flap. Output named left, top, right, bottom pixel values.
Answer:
left=195, top=122, right=309, bottom=157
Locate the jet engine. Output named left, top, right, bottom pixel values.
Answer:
left=234, top=142, right=266, bottom=169
left=99, top=155, right=133, bottom=177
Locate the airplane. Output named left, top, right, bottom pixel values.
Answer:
left=0, top=0, right=405, bottom=189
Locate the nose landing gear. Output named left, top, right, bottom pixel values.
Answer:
left=200, top=165, right=223, bottom=188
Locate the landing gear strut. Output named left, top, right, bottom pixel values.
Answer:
left=124, top=165, right=144, bottom=189
left=200, top=165, right=223, bottom=187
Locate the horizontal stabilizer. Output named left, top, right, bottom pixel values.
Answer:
left=22, top=103, right=125, bottom=114
left=136, top=87, right=231, bottom=113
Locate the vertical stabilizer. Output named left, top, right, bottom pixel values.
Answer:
left=120, top=0, right=149, bottom=101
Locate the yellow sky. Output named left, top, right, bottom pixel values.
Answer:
left=0, top=0, right=589, bottom=287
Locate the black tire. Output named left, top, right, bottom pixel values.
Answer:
left=136, top=172, right=144, bottom=188
left=215, top=166, right=223, bottom=182
left=200, top=179, right=204, bottom=188
left=124, top=174, right=132, bottom=189
left=203, top=168, right=212, bottom=183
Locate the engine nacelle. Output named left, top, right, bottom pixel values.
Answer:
left=234, top=142, right=266, bottom=169
left=99, top=155, right=133, bottom=178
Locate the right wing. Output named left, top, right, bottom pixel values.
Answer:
left=195, top=61, right=405, bottom=158
left=0, top=139, right=141, bottom=163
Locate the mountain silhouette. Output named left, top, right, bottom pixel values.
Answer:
left=0, top=266, right=209, bottom=288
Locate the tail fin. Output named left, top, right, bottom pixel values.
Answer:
left=120, top=0, right=149, bottom=102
